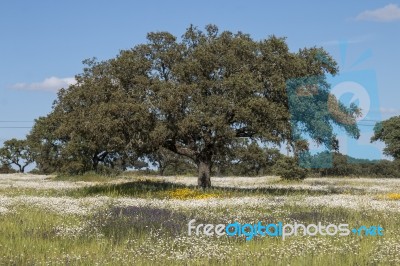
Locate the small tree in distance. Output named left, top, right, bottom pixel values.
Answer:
left=371, top=116, right=400, bottom=160
left=0, top=138, right=34, bottom=173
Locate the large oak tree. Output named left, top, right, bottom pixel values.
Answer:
left=29, top=25, right=360, bottom=187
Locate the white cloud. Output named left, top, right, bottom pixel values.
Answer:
left=12, top=76, right=76, bottom=92
left=356, top=4, right=400, bottom=22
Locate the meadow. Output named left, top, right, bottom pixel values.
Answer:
left=0, top=173, right=399, bottom=265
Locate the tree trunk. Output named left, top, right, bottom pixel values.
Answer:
left=159, top=167, right=165, bottom=176
left=15, top=163, right=23, bottom=173
left=197, top=160, right=211, bottom=188
left=158, top=161, right=166, bottom=176
left=92, top=156, right=99, bottom=172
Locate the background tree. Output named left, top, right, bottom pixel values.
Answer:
left=0, top=139, right=33, bottom=173
left=149, top=147, right=196, bottom=176
left=306, top=151, right=400, bottom=178
left=27, top=116, right=64, bottom=174
left=218, top=140, right=281, bottom=176
left=28, top=58, right=154, bottom=174
left=371, top=116, right=400, bottom=160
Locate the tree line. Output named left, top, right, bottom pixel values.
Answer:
left=1, top=25, right=398, bottom=184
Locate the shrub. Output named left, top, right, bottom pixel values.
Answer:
left=0, top=164, right=16, bottom=174
left=272, top=157, right=308, bottom=180
left=28, top=168, right=45, bottom=175
left=95, top=165, right=122, bottom=177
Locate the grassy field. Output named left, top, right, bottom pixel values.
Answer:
left=0, top=173, right=399, bottom=265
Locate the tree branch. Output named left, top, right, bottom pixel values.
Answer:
left=235, top=127, right=256, bottom=138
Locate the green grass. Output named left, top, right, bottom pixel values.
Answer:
left=1, top=175, right=399, bottom=265
left=64, top=179, right=337, bottom=199
left=54, top=171, right=119, bottom=182
left=0, top=180, right=352, bottom=199
left=54, top=170, right=160, bottom=182
left=0, top=187, right=71, bottom=197
left=1, top=203, right=399, bottom=265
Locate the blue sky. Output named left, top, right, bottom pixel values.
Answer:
left=0, top=0, right=399, bottom=159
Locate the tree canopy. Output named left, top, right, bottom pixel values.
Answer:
left=28, top=25, right=360, bottom=186
left=371, top=116, right=400, bottom=160
left=0, top=138, right=33, bottom=173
